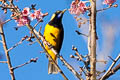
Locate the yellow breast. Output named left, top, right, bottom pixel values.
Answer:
left=43, top=24, right=62, bottom=60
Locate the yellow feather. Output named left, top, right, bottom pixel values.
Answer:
left=44, top=24, right=61, bottom=61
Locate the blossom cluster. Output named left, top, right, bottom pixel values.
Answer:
left=103, top=0, right=116, bottom=6
left=15, top=7, right=44, bottom=26
left=69, top=1, right=87, bottom=16
left=69, top=0, right=117, bottom=15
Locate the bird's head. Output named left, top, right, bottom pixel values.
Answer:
left=49, top=9, right=67, bottom=24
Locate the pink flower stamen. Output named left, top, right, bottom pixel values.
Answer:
left=22, top=7, right=30, bottom=16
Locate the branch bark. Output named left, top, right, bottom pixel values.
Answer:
left=59, top=56, right=83, bottom=80
left=0, top=61, right=7, bottom=63
left=100, top=54, right=120, bottom=80
left=0, top=22, right=15, bottom=80
left=89, top=0, right=97, bottom=80
left=103, top=64, right=120, bottom=80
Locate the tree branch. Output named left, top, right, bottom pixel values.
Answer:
left=0, top=22, right=15, bottom=80
left=103, top=64, right=120, bottom=79
left=7, top=35, right=28, bottom=52
left=0, top=61, right=7, bottom=63
left=13, top=57, right=38, bottom=70
left=89, top=0, right=97, bottom=80
left=100, top=54, right=120, bottom=80
left=97, top=4, right=118, bottom=12
left=59, top=56, right=83, bottom=80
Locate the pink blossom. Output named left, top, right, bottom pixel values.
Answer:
left=69, top=1, right=87, bottom=15
left=103, top=0, right=116, bottom=5
left=16, top=16, right=30, bottom=26
left=29, top=13, right=36, bottom=20
left=22, top=7, right=30, bottom=16
left=29, top=9, right=43, bottom=21
left=34, top=9, right=43, bottom=20
left=15, top=7, right=44, bottom=26
left=69, top=1, right=78, bottom=14
left=77, top=1, right=87, bottom=14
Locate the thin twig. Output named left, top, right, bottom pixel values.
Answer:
left=38, top=26, right=42, bottom=33
left=0, top=5, right=16, bottom=9
left=75, top=30, right=88, bottom=37
left=80, top=67, right=87, bottom=76
left=33, top=19, right=42, bottom=29
left=96, top=70, right=106, bottom=77
left=108, top=56, right=115, bottom=62
left=7, top=35, right=28, bottom=52
left=97, top=6, right=111, bottom=12
left=72, top=45, right=90, bottom=73
left=59, top=56, right=83, bottom=80
left=97, top=4, right=118, bottom=12
left=100, top=54, right=120, bottom=80
left=102, top=64, right=120, bottom=80
left=13, top=57, right=38, bottom=70
left=96, top=60, right=107, bottom=64
left=0, top=61, right=7, bottom=63
left=28, top=40, right=37, bottom=45
left=3, top=18, right=12, bottom=24
left=0, top=22, right=15, bottom=80
left=70, top=55, right=79, bottom=60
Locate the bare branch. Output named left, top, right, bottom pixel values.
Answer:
left=97, top=4, right=118, bottom=12
left=59, top=56, right=83, bottom=80
left=70, top=55, right=79, bottom=60
left=80, top=67, right=87, bottom=76
left=0, top=61, right=7, bottom=63
left=28, top=40, right=37, bottom=45
left=0, top=5, right=16, bottom=9
left=100, top=54, right=120, bottom=80
left=7, top=35, right=28, bottom=52
left=3, top=18, right=12, bottom=24
left=33, top=19, right=43, bottom=29
left=89, top=0, right=97, bottom=80
left=96, top=60, right=107, bottom=64
left=13, top=57, right=38, bottom=70
left=0, top=22, right=15, bottom=80
left=103, top=64, right=120, bottom=79
left=108, top=56, right=115, bottom=62
left=75, top=30, right=88, bottom=37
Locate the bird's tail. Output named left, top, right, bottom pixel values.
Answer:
left=48, top=58, right=58, bottom=74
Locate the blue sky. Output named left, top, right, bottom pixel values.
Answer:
left=0, top=0, right=120, bottom=80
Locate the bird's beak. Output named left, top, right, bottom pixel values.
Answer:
left=57, top=9, right=67, bottom=19
left=61, top=9, right=67, bottom=14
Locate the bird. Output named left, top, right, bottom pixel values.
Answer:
left=43, top=9, right=66, bottom=74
